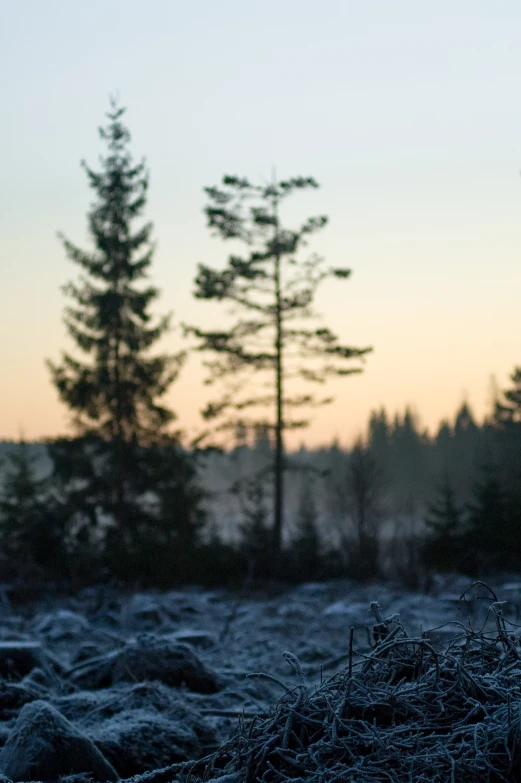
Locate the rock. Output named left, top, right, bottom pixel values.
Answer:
left=68, top=651, right=119, bottom=690
left=162, top=590, right=209, bottom=617
left=323, top=600, right=368, bottom=618
left=68, top=636, right=223, bottom=694
left=0, top=700, right=119, bottom=781
left=276, top=602, right=313, bottom=620
left=90, top=709, right=201, bottom=777
left=290, top=582, right=332, bottom=598
left=111, top=636, right=222, bottom=694
left=166, top=629, right=217, bottom=649
left=21, top=665, right=56, bottom=695
left=52, top=689, right=103, bottom=724
left=71, top=641, right=105, bottom=664
left=57, top=681, right=175, bottom=725
left=0, top=641, right=54, bottom=680
left=0, top=682, right=35, bottom=720
left=33, top=610, right=91, bottom=641
left=120, top=594, right=168, bottom=631
left=56, top=775, right=100, bottom=783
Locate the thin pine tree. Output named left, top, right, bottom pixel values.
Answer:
left=185, top=174, right=371, bottom=565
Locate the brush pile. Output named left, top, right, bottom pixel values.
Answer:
left=161, top=582, right=521, bottom=783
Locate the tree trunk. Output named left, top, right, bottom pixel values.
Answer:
left=273, top=194, right=284, bottom=563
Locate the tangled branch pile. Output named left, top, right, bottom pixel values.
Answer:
left=158, top=583, right=521, bottom=783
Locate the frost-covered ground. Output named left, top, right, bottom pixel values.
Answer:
left=0, top=574, right=518, bottom=781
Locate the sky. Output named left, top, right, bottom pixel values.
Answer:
left=2, top=0, right=521, bottom=449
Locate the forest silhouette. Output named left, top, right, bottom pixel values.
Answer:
left=2, top=100, right=521, bottom=591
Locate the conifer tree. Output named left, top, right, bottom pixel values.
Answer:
left=0, top=441, right=63, bottom=574
left=185, top=175, right=371, bottom=559
left=237, top=476, right=273, bottom=580
left=290, top=478, right=321, bottom=580
left=493, top=368, right=521, bottom=500
left=422, top=470, right=467, bottom=573
left=367, top=408, right=391, bottom=462
left=346, top=438, right=383, bottom=577
left=390, top=407, right=427, bottom=501
left=495, top=367, right=521, bottom=424
left=465, top=462, right=513, bottom=573
left=47, top=99, right=202, bottom=580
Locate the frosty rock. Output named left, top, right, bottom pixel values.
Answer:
left=0, top=700, right=119, bottom=781
left=111, top=636, right=222, bottom=693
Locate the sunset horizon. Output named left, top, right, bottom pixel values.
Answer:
left=3, top=1, right=521, bottom=449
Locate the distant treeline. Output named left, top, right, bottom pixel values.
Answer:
left=1, top=393, right=521, bottom=589
left=2, top=97, right=521, bottom=591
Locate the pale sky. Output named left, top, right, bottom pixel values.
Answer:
left=2, top=0, right=521, bottom=448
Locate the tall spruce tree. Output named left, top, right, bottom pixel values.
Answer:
left=47, top=99, right=203, bottom=582
left=185, top=175, right=371, bottom=558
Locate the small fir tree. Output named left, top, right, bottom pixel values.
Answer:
left=465, top=462, right=513, bottom=573
left=346, top=438, right=383, bottom=578
left=495, top=367, right=521, bottom=424
left=422, top=470, right=467, bottom=574
left=236, top=476, right=273, bottom=580
left=493, top=368, right=521, bottom=504
left=0, top=441, right=64, bottom=575
left=367, top=408, right=391, bottom=479
left=290, top=478, right=321, bottom=581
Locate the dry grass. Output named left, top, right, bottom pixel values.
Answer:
left=141, top=582, right=521, bottom=783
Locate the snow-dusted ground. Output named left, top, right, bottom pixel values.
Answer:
left=0, top=574, right=518, bottom=781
